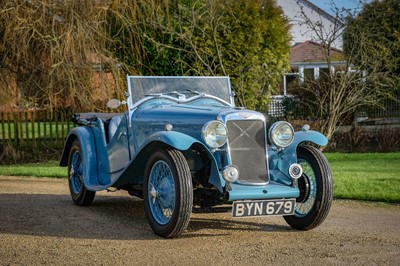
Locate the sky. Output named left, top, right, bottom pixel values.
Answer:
left=307, top=0, right=371, bottom=15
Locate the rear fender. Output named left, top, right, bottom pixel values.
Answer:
left=59, top=119, right=111, bottom=190
left=268, top=130, right=328, bottom=185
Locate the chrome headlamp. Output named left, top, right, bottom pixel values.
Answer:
left=202, top=120, right=228, bottom=148
left=269, top=121, right=294, bottom=148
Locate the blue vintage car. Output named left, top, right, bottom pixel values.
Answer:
left=60, top=76, right=333, bottom=238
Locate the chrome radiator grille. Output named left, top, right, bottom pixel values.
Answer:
left=226, top=120, right=269, bottom=184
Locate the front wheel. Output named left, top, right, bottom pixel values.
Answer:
left=284, top=145, right=333, bottom=230
left=67, top=139, right=96, bottom=206
left=143, top=149, right=193, bottom=238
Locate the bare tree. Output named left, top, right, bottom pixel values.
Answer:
left=290, top=1, right=395, bottom=141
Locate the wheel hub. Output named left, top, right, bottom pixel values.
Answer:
left=150, top=185, right=157, bottom=203
left=69, top=167, right=75, bottom=178
left=297, top=174, right=311, bottom=203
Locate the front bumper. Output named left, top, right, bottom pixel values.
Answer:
left=227, top=181, right=300, bottom=201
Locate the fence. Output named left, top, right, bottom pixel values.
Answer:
left=360, top=97, right=400, bottom=118
left=0, top=109, right=75, bottom=150
left=268, top=95, right=400, bottom=119
left=268, top=95, right=312, bottom=119
left=268, top=95, right=286, bottom=118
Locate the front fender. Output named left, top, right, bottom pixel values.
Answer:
left=291, top=130, right=328, bottom=149
left=268, top=130, right=328, bottom=185
left=115, top=131, right=201, bottom=186
left=115, top=131, right=225, bottom=191
left=142, top=131, right=200, bottom=151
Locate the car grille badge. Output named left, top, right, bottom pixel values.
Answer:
left=238, top=113, right=253, bottom=119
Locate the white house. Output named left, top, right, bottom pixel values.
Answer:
left=277, top=0, right=343, bottom=49
left=276, top=0, right=347, bottom=95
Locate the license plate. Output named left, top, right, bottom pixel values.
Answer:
left=232, top=199, right=295, bottom=218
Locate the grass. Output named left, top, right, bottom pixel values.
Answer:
left=325, top=153, right=400, bottom=203
left=0, top=153, right=399, bottom=203
left=0, top=161, right=65, bottom=178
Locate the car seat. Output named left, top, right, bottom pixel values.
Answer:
left=108, top=115, right=123, bottom=142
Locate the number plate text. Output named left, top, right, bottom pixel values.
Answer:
left=232, top=199, right=295, bottom=218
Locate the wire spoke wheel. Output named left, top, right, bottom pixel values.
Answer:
left=148, top=161, right=176, bottom=225
left=143, top=149, right=193, bottom=238
left=67, top=139, right=96, bottom=206
left=70, top=151, right=84, bottom=195
left=295, top=159, right=317, bottom=217
left=284, top=145, right=333, bottom=230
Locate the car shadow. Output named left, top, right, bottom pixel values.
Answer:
left=188, top=216, right=290, bottom=230
left=0, top=193, right=157, bottom=240
left=185, top=212, right=292, bottom=238
left=0, top=193, right=292, bottom=240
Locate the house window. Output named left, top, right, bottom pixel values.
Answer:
left=283, top=72, right=299, bottom=95
left=304, top=68, right=314, bottom=80
left=319, top=67, right=330, bottom=79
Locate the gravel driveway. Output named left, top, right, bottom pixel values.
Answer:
left=0, top=176, right=399, bottom=265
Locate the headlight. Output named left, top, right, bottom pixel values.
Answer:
left=269, top=121, right=294, bottom=148
left=202, top=120, right=228, bottom=148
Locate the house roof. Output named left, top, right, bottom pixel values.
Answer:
left=290, top=41, right=343, bottom=64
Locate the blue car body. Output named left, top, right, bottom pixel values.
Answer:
left=60, top=76, right=331, bottom=237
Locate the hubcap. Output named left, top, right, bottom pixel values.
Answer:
left=150, top=185, right=157, bottom=203
left=148, top=161, right=175, bottom=225
left=297, top=174, right=310, bottom=203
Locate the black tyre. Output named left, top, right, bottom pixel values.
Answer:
left=284, top=145, right=333, bottom=230
left=143, top=149, right=193, bottom=238
left=67, top=139, right=96, bottom=206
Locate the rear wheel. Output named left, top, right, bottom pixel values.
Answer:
left=67, top=139, right=96, bottom=206
left=284, top=145, right=333, bottom=230
left=143, top=149, right=193, bottom=238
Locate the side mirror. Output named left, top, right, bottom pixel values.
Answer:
left=107, top=99, right=126, bottom=109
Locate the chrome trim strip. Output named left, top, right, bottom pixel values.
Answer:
left=128, top=94, right=231, bottom=111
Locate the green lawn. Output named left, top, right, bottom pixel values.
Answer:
left=0, top=161, right=64, bottom=178
left=326, top=153, right=400, bottom=203
left=0, top=153, right=399, bottom=203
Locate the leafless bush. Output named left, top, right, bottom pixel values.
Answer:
left=329, top=126, right=400, bottom=152
left=0, top=142, right=19, bottom=163
left=0, top=0, right=128, bottom=111
left=373, top=126, right=400, bottom=152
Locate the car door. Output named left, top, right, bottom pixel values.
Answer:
left=107, top=115, right=130, bottom=174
